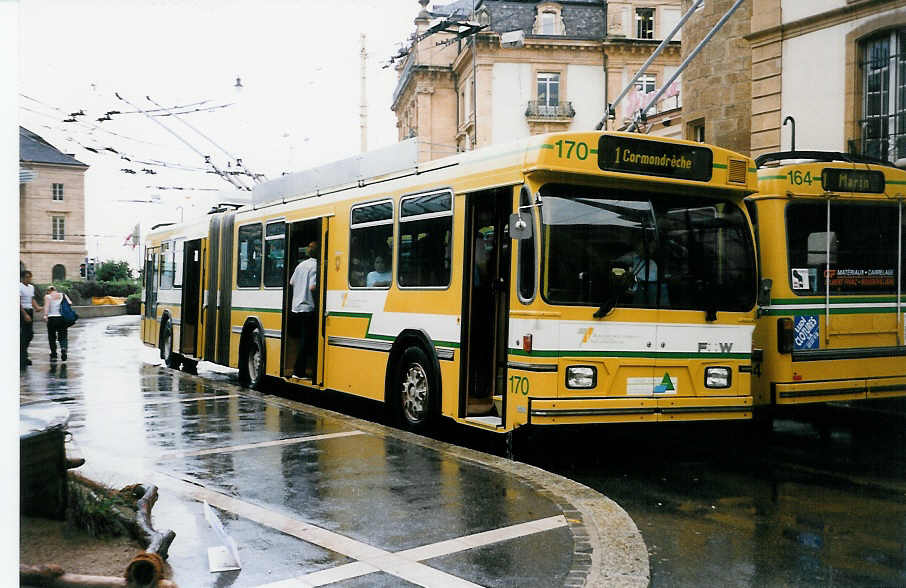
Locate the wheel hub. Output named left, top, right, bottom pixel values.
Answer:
left=402, top=363, right=428, bottom=423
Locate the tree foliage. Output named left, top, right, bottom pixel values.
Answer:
left=96, top=260, right=133, bottom=282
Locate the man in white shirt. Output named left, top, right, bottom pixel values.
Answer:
left=20, top=270, right=43, bottom=367
left=289, top=241, right=319, bottom=378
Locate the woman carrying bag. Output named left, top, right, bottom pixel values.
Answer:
left=44, top=285, right=75, bottom=361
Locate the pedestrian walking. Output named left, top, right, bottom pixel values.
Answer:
left=19, top=270, right=43, bottom=368
left=43, top=285, right=72, bottom=361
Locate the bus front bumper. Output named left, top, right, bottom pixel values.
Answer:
left=774, top=375, right=906, bottom=405
left=527, top=396, right=752, bottom=425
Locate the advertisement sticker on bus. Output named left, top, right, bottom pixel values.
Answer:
left=791, top=268, right=817, bottom=292
left=793, top=315, right=820, bottom=350
left=627, top=376, right=678, bottom=395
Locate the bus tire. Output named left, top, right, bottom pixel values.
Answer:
left=394, top=346, right=437, bottom=431
left=160, top=319, right=180, bottom=369
left=239, top=326, right=266, bottom=390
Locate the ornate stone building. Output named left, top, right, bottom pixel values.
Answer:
left=682, top=0, right=906, bottom=162
left=19, top=127, right=89, bottom=283
left=392, top=0, right=684, bottom=161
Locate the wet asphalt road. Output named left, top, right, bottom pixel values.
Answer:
left=20, top=315, right=906, bottom=586
left=517, top=414, right=906, bottom=586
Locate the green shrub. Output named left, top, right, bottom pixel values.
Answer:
left=126, top=294, right=142, bottom=315
left=37, top=279, right=140, bottom=305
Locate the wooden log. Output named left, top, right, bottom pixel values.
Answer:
left=20, top=564, right=178, bottom=587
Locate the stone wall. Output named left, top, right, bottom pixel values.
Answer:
left=680, top=0, right=753, bottom=155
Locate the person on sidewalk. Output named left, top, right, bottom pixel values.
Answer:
left=19, top=270, right=43, bottom=368
left=43, top=285, right=72, bottom=361
left=289, top=240, right=319, bottom=379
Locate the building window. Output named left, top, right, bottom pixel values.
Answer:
left=52, top=216, right=64, bottom=241
left=634, top=74, right=656, bottom=95
left=692, top=122, right=706, bottom=143
left=860, top=29, right=906, bottom=163
left=537, top=72, right=561, bottom=113
left=52, top=183, right=63, bottom=201
left=52, top=264, right=65, bottom=281
left=541, top=11, right=556, bottom=34
left=636, top=7, right=654, bottom=39
left=534, top=3, right=562, bottom=35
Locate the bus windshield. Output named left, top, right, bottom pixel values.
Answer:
left=540, top=183, right=756, bottom=312
left=786, top=201, right=905, bottom=295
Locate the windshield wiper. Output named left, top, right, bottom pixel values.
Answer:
left=594, top=267, right=634, bottom=318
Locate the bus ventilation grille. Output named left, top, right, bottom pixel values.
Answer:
left=727, top=159, right=748, bottom=184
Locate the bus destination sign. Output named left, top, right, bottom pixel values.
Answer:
left=597, top=135, right=713, bottom=182
left=821, top=168, right=885, bottom=193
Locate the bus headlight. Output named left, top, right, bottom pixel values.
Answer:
left=705, top=366, right=732, bottom=388
left=566, top=366, right=596, bottom=389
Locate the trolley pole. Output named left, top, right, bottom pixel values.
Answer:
left=627, top=0, right=747, bottom=133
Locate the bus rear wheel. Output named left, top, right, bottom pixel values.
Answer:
left=239, top=327, right=266, bottom=390
left=395, top=346, right=436, bottom=431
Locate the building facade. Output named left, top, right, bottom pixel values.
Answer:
left=392, top=0, right=684, bottom=161
left=19, top=127, right=89, bottom=283
left=680, top=0, right=905, bottom=162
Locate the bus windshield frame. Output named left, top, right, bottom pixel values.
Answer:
left=539, top=183, right=756, bottom=312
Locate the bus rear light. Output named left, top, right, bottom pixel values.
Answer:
left=777, top=318, right=794, bottom=354
left=793, top=373, right=803, bottom=381
left=705, top=366, right=731, bottom=388
left=566, top=366, right=596, bottom=389
left=523, top=335, right=532, bottom=353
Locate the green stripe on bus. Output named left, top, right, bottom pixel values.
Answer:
left=508, top=349, right=750, bottom=360
left=771, top=296, right=904, bottom=304
left=887, top=180, right=906, bottom=185
left=763, top=307, right=902, bottom=316
left=749, top=168, right=757, bottom=173
left=590, top=149, right=598, bottom=154
left=758, top=175, right=787, bottom=180
left=541, top=144, right=554, bottom=150
left=713, top=163, right=727, bottom=169
left=232, top=306, right=280, bottom=313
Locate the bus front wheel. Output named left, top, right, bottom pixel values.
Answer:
left=239, top=327, right=266, bottom=390
left=395, top=346, right=436, bottom=431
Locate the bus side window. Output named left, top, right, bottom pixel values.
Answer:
left=237, top=223, right=263, bottom=288
left=517, top=189, right=536, bottom=302
left=398, top=191, right=453, bottom=288
left=350, top=201, right=394, bottom=289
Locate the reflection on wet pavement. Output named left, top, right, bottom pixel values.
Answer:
left=20, top=317, right=574, bottom=587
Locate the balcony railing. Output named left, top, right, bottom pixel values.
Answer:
left=525, top=100, right=575, bottom=119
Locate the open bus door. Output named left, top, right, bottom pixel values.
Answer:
left=461, top=189, right=511, bottom=424
left=281, top=217, right=328, bottom=385
left=179, top=239, right=203, bottom=358
left=142, top=246, right=160, bottom=346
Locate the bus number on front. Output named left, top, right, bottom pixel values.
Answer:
left=553, top=140, right=589, bottom=161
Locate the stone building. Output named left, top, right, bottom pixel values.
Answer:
left=679, top=0, right=752, bottom=154
left=682, top=0, right=906, bottom=163
left=19, top=127, right=89, bottom=283
left=392, top=0, right=684, bottom=162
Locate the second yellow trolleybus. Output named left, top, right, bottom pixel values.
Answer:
left=749, top=151, right=906, bottom=409
left=141, top=131, right=761, bottom=434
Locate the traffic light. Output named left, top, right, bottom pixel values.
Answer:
left=87, top=262, right=95, bottom=280
left=79, top=263, right=86, bottom=278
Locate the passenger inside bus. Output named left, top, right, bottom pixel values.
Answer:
left=366, top=252, right=391, bottom=287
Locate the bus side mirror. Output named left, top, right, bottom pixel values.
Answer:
left=757, top=278, right=772, bottom=315
left=509, top=213, right=532, bottom=240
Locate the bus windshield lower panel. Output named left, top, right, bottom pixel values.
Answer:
left=539, top=183, right=756, bottom=312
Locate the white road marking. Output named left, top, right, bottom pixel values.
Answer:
left=155, top=473, right=566, bottom=588
left=157, top=430, right=366, bottom=459
left=141, top=394, right=238, bottom=406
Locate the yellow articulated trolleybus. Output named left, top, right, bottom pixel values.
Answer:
left=141, top=131, right=761, bottom=434
left=748, top=151, right=906, bottom=410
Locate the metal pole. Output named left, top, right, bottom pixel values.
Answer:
left=595, top=0, right=704, bottom=130
left=825, top=198, right=831, bottom=342
left=628, top=0, right=747, bottom=132
left=898, top=198, right=903, bottom=344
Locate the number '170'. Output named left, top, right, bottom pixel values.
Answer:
left=554, top=140, right=589, bottom=160
left=509, top=375, right=530, bottom=395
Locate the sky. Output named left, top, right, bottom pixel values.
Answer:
left=18, top=0, right=427, bottom=267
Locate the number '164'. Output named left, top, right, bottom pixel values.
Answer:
left=509, top=375, right=530, bottom=395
